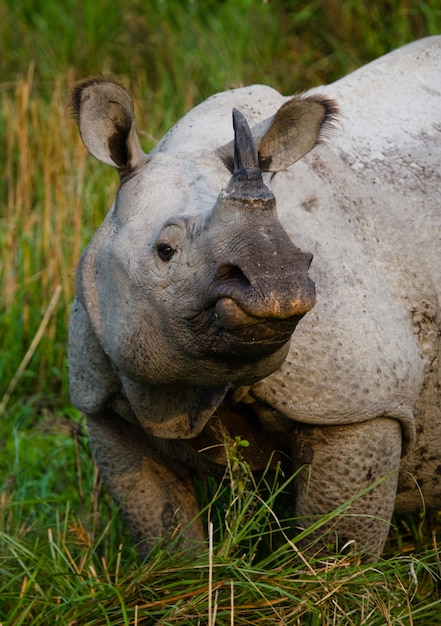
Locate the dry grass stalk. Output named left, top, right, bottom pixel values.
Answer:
left=1, top=69, right=117, bottom=399
left=0, top=284, right=61, bottom=413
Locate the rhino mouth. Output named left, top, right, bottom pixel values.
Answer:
left=211, top=297, right=303, bottom=353
left=187, top=296, right=304, bottom=357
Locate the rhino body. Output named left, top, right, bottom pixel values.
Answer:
left=69, top=37, right=441, bottom=560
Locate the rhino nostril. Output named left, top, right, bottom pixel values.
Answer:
left=216, top=264, right=251, bottom=286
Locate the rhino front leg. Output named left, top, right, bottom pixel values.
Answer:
left=292, top=417, right=402, bottom=561
left=86, top=412, right=204, bottom=556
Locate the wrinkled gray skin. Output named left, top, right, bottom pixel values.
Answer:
left=69, top=37, right=441, bottom=561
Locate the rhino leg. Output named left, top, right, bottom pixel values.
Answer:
left=292, top=417, right=402, bottom=561
left=86, top=412, right=204, bottom=556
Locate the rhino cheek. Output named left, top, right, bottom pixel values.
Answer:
left=108, top=312, right=180, bottom=384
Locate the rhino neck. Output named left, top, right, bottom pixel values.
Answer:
left=118, top=375, right=230, bottom=439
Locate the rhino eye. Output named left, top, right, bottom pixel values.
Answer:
left=156, top=242, right=176, bottom=262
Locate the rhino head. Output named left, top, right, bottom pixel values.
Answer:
left=69, top=80, right=335, bottom=438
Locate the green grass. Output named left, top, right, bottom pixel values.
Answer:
left=1, top=413, right=441, bottom=624
left=1, top=1, right=441, bottom=623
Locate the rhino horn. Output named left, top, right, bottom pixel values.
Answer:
left=232, top=107, right=259, bottom=171
left=221, top=109, right=275, bottom=210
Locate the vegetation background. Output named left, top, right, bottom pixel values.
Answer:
left=1, top=1, right=441, bottom=623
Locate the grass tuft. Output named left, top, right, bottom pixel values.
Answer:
left=1, top=417, right=441, bottom=624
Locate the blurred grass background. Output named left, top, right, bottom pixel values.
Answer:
left=1, top=2, right=441, bottom=623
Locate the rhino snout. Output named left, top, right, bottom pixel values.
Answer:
left=185, top=257, right=316, bottom=356
left=210, top=258, right=316, bottom=322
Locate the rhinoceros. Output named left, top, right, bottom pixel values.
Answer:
left=69, top=36, right=441, bottom=561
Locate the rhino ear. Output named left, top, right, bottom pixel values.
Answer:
left=256, top=96, right=339, bottom=172
left=70, top=79, right=147, bottom=173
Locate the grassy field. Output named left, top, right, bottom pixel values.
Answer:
left=1, top=1, right=441, bottom=623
